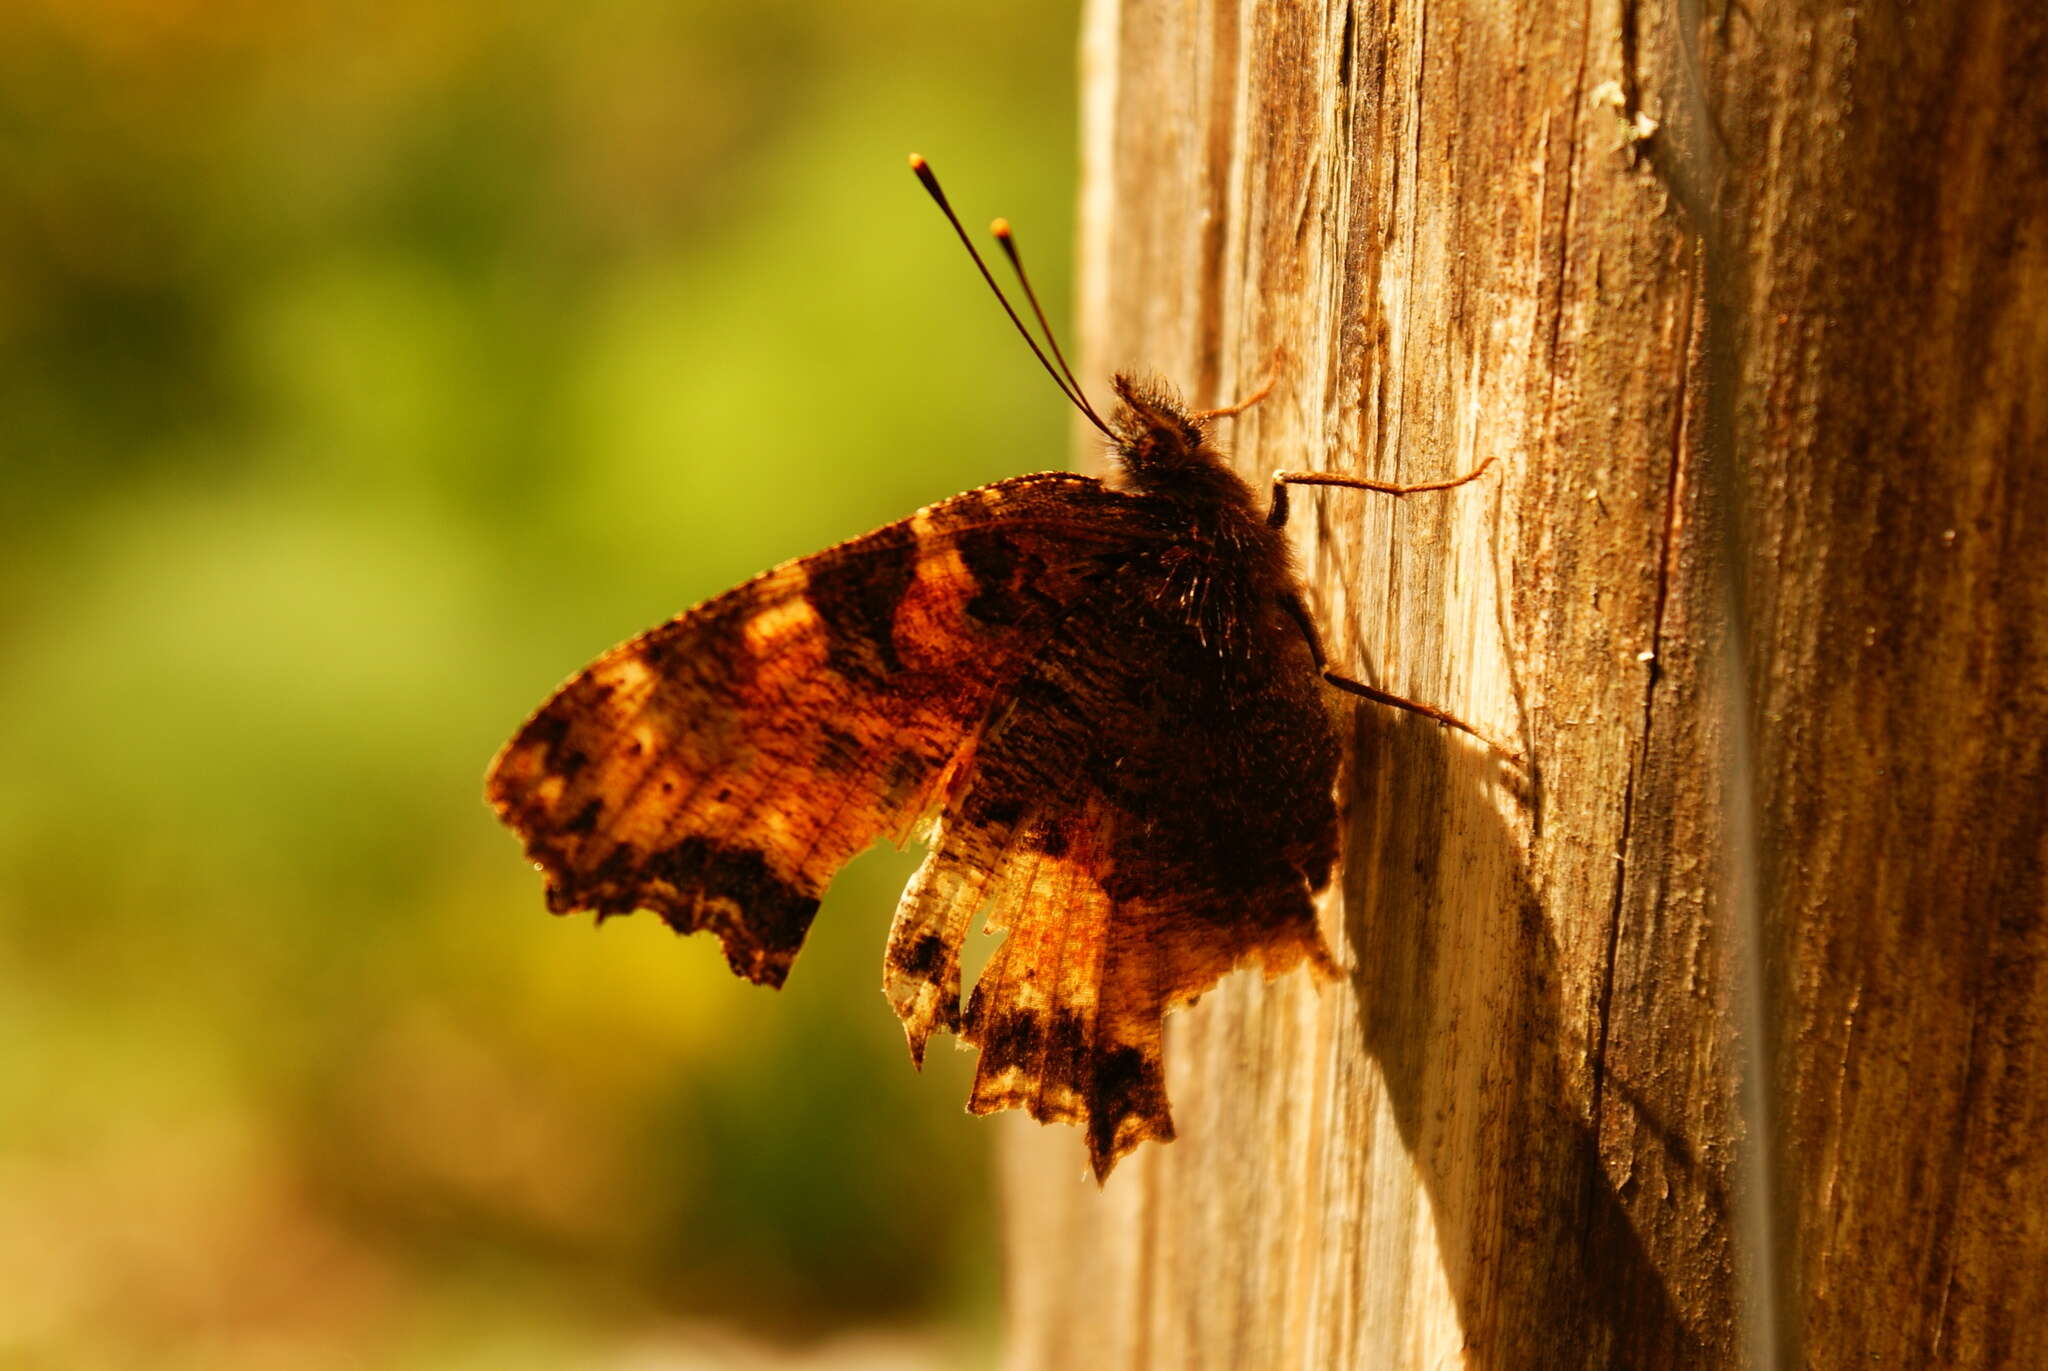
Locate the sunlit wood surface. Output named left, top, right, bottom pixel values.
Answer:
left=1001, top=2, right=2048, bottom=1368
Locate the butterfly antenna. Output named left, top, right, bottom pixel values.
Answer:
left=909, top=155, right=1114, bottom=438
left=989, top=218, right=1109, bottom=433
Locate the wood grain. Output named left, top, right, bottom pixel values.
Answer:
left=1002, top=2, right=2048, bottom=1367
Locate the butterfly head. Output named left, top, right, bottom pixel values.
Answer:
left=1108, top=374, right=1213, bottom=475
left=1104, top=373, right=1258, bottom=516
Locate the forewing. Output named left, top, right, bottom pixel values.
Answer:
left=487, top=473, right=1158, bottom=988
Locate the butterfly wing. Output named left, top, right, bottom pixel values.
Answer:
left=491, top=469, right=1343, bottom=1179
left=487, top=472, right=1162, bottom=988
left=887, top=572, right=1342, bottom=1179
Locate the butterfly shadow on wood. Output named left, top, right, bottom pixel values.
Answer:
left=1343, top=701, right=1708, bottom=1369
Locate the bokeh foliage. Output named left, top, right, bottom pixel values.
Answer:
left=0, top=1, right=1083, bottom=1365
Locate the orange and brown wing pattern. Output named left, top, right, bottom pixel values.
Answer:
left=492, top=468, right=1345, bottom=1180
left=885, top=568, right=1343, bottom=1179
left=487, top=472, right=1160, bottom=989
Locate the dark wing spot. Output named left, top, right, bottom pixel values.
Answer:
left=1087, top=1043, right=1171, bottom=1171
left=645, top=836, right=822, bottom=964
left=817, top=722, right=866, bottom=774
left=807, top=520, right=917, bottom=676
left=956, top=527, right=1027, bottom=625
left=892, top=931, right=947, bottom=979
left=520, top=712, right=579, bottom=774
left=574, top=844, right=641, bottom=916
left=972, top=1005, right=1044, bottom=1078
left=968, top=793, right=1026, bottom=830
left=1039, top=1009, right=1089, bottom=1098
left=565, top=799, right=603, bottom=834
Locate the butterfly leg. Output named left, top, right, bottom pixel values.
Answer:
left=1190, top=372, right=1275, bottom=421
left=1190, top=347, right=1286, bottom=422
left=1321, top=671, right=1523, bottom=763
left=1265, top=453, right=1496, bottom=528
left=1288, top=594, right=1519, bottom=762
left=1270, top=455, right=1521, bottom=762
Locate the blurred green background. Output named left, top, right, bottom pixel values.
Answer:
left=0, top=1, right=1084, bottom=1366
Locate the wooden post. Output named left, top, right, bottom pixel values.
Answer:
left=1000, top=2, right=2048, bottom=1368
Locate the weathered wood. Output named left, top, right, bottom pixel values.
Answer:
left=1002, top=2, right=2048, bottom=1368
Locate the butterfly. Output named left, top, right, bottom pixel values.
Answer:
left=486, top=157, right=1500, bottom=1180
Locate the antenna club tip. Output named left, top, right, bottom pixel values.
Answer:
left=908, top=153, right=928, bottom=171
left=991, top=217, right=1012, bottom=238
